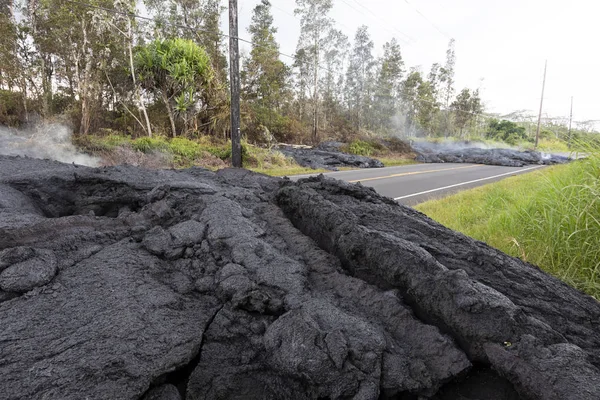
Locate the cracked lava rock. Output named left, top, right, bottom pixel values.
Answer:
left=412, top=142, right=571, bottom=167
left=0, top=155, right=599, bottom=400
left=277, top=144, right=384, bottom=171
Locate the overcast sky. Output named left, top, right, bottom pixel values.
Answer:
left=230, top=0, right=599, bottom=124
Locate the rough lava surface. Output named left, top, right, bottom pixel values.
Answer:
left=412, top=142, right=571, bottom=167
left=277, top=143, right=384, bottom=170
left=0, top=155, right=599, bottom=400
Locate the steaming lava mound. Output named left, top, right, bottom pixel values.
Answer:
left=413, top=142, right=571, bottom=167
left=277, top=142, right=384, bottom=171
left=1, top=155, right=599, bottom=400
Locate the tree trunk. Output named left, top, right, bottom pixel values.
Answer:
left=80, top=96, right=91, bottom=135
left=41, top=56, right=53, bottom=116
left=312, top=26, right=319, bottom=144
left=162, top=92, right=177, bottom=137
left=128, top=19, right=152, bottom=137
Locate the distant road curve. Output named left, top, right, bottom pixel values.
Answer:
left=290, top=163, right=544, bottom=206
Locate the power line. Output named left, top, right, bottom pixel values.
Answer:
left=271, top=2, right=356, bottom=41
left=403, top=0, right=451, bottom=40
left=347, top=0, right=416, bottom=43
left=337, top=0, right=413, bottom=45
left=63, top=0, right=482, bottom=117
left=64, top=0, right=340, bottom=75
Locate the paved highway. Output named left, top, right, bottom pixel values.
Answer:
left=291, top=163, right=544, bottom=206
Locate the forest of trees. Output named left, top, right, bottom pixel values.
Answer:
left=0, top=0, right=488, bottom=144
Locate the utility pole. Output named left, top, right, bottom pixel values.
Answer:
left=534, top=60, right=547, bottom=149
left=567, top=96, right=574, bottom=149
left=312, top=24, right=319, bottom=144
left=229, top=0, right=242, bottom=168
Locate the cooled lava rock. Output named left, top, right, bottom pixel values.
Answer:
left=277, top=144, right=384, bottom=170
left=1, top=155, right=599, bottom=400
left=413, top=142, right=571, bottom=167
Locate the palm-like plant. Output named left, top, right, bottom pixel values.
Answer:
left=135, top=38, right=213, bottom=137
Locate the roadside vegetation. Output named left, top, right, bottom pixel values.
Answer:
left=342, top=138, right=416, bottom=166
left=416, top=143, right=600, bottom=299
left=74, top=133, right=414, bottom=175
left=1, top=0, right=596, bottom=176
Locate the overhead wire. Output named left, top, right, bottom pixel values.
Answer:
left=271, top=2, right=356, bottom=40
left=64, top=0, right=339, bottom=75
left=403, top=0, right=451, bottom=40
left=347, top=0, right=416, bottom=43
left=63, top=0, right=486, bottom=118
left=337, top=0, right=413, bottom=45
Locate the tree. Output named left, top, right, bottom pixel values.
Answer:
left=0, top=0, right=17, bottom=90
left=135, top=38, right=214, bottom=137
left=93, top=0, right=153, bottom=137
left=242, top=0, right=289, bottom=141
left=345, top=26, right=375, bottom=131
left=451, top=88, right=483, bottom=137
left=321, top=29, right=349, bottom=130
left=145, top=0, right=229, bottom=136
left=439, top=38, right=455, bottom=136
left=486, top=119, right=528, bottom=145
left=24, top=0, right=129, bottom=134
left=416, top=81, right=439, bottom=136
left=374, top=38, right=404, bottom=132
left=294, top=0, right=334, bottom=143
left=400, top=69, right=422, bottom=136
left=144, top=0, right=227, bottom=78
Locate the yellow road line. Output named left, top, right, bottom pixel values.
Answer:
left=349, top=164, right=482, bottom=183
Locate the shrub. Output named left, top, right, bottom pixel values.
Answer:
left=344, top=140, right=378, bottom=156
left=486, top=119, right=528, bottom=145
left=0, top=90, right=25, bottom=127
left=132, top=136, right=169, bottom=153
left=169, top=137, right=203, bottom=159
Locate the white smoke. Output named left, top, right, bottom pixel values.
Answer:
left=0, top=123, right=100, bottom=167
left=412, top=139, right=517, bottom=152
left=390, top=112, right=428, bottom=138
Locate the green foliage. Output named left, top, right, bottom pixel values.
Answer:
left=344, top=140, right=378, bottom=156
left=486, top=119, right=530, bottom=145
left=342, top=139, right=395, bottom=157
left=450, top=88, right=482, bottom=135
left=135, top=38, right=214, bottom=136
left=131, top=136, right=170, bottom=153
left=417, top=144, right=600, bottom=298
left=102, top=133, right=132, bottom=148
left=4, top=0, right=597, bottom=148
left=0, top=90, right=25, bottom=127
left=345, top=25, right=375, bottom=131
left=168, top=137, right=203, bottom=159
left=136, top=39, right=213, bottom=90
left=535, top=138, right=570, bottom=152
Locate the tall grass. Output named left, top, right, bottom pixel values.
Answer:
left=416, top=145, right=600, bottom=298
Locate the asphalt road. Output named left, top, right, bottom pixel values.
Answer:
left=291, top=163, right=545, bottom=206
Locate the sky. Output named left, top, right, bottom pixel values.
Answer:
left=229, top=0, right=600, bottom=125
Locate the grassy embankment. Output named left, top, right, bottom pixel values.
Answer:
left=74, top=135, right=415, bottom=176
left=416, top=146, right=600, bottom=299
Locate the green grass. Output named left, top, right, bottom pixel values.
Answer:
left=376, top=157, right=417, bottom=167
left=343, top=139, right=382, bottom=156
left=416, top=148, right=600, bottom=299
left=77, top=133, right=419, bottom=176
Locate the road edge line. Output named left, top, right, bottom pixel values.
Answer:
left=394, top=165, right=544, bottom=201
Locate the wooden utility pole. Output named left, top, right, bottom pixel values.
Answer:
left=567, top=96, right=574, bottom=148
left=229, top=0, right=242, bottom=168
left=534, top=60, right=547, bottom=149
left=312, top=24, right=319, bottom=144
